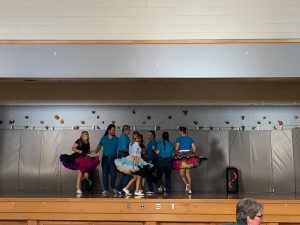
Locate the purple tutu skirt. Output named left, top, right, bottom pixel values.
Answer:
left=172, top=151, right=207, bottom=170
left=60, top=153, right=100, bottom=173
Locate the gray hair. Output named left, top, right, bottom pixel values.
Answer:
left=236, top=198, right=263, bottom=222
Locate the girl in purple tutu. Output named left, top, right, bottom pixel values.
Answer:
left=174, top=127, right=206, bottom=195
left=60, top=131, right=100, bottom=194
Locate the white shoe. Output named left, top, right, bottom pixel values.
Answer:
left=101, top=190, right=108, bottom=194
left=185, top=184, right=190, bottom=194
left=76, top=189, right=82, bottom=194
left=145, top=191, right=154, bottom=195
left=188, top=189, right=192, bottom=195
left=123, top=188, right=131, bottom=196
left=134, top=191, right=144, bottom=196
left=158, top=186, right=164, bottom=194
left=112, top=188, right=118, bottom=194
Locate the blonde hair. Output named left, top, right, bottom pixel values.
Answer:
left=131, top=131, right=141, bottom=144
left=78, top=131, right=89, bottom=147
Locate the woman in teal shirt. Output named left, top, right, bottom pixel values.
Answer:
left=155, top=131, right=174, bottom=194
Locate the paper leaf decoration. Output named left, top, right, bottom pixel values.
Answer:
left=112, top=121, right=116, bottom=124
left=132, top=109, right=136, bottom=114
left=102, top=121, right=105, bottom=124
left=142, top=121, right=146, bottom=125
left=168, top=115, right=172, bottom=119
left=295, top=115, right=299, bottom=119
left=54, top=115, right=60, bottom=120
left=278, top=120, right=283, bottom=126
left=25, top=115, right=29, bottom=119
left=0, top=120, right=3, bottom=125
left=60, top=119, right=64, bottom=124
left=257, top=121, right=261, bottom=125
left=45, top=126, right=49, bottom=130
left=225, top=121, right=230, bottom=125
left=182, top=110, right=188, bottom=116
left=209, top=126, right=213, bottom=130
left=193, top=121, right=198, bottom=125
left=198, top=126, right=203, bottom=130
left=92, top=111, right=96, bottom=114
left=97, top=115, right=100, bottom=119
left=241, top=115, right=245, bottom=120
left=81, top=120, right=85, bottom=125
left=9, top=120, right=15, bottom=124
left=96, top=126, right=101, bottom=130
left=147, top=115, right=151, bottom=120
left=73, top=125, right=80, bottom=130
left=24, top=125, right=29, bottom=129
left=263, top=116, right=267, bottom=120
left=40, top=120, right=45, bottom=124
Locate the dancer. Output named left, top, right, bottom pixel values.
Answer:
left=155, top=131, right=174, bottom=195
left=60, top=131, right=100, bottom=194
left=145, top=130, right=157, bottom=194
left=95, top=124, right=119, bottom=194
left=115, top=131, right=153, bottom=196
left=116, top=125, right=131, bottom=194
left=174, top=126, right=205, bottom=194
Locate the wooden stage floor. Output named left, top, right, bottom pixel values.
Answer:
left=0, top=191, right=300, bottom=200
left=1, top=192, right=300, bottom=225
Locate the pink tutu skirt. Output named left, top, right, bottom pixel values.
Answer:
left=172, top=151, right=207, bottom=170
left=60, top=153, right=100, bottom=173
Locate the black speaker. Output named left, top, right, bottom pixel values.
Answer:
left=226, top=167, right=238, bottom=193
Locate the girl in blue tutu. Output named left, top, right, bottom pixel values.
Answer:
left=115, top=131, right=153, bottom=196
left=60, top=131, right=100, bottom=194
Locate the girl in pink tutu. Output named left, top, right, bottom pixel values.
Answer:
left=60, top=131, right=100, bottom=194
left=174, top=127, right=206, bottom=195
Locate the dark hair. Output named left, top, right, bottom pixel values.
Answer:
left=162, top=131, right=169, bottom=148
left=104, top=124, right=116, bottom=136
left=140, top=134, right=144, bottom=144
left=148, top=130, right=156, bottom=138
left=178, top=126, right=187, bottom=134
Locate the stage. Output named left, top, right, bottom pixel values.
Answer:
left=1, top=192, right=300, bottom=225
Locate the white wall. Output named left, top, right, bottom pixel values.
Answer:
left=0, top=105, right=298, bottom=131
left=0, top=0, right=299, bottom=40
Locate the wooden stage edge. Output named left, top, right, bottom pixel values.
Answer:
left=1, top=193, right=300, bottom=225
left=1, top=38, right=300, bottom=44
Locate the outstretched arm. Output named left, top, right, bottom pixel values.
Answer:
left=90, top=144, right=102, bottom=154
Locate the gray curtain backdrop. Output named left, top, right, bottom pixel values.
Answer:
left=0, top=129, right=299, bottom=194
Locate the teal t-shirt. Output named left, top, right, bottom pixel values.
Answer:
left=117, top=133, right=130, bottom=152
left=157, top=141, right=174, bottom=158
left=99, top=135, right=119, bottom=157
left=176, top=136, right=193, bottom=150
left=147, top=139, right=157, bottom=159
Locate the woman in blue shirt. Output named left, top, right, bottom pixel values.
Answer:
left=155, top=131, right=174, bottom=194
left=95, top=124, right=119, bottom=194
left=174, top=127, right=200, bottom=195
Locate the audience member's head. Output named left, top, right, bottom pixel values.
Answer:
left=236, top=198, right=263, bottom=225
